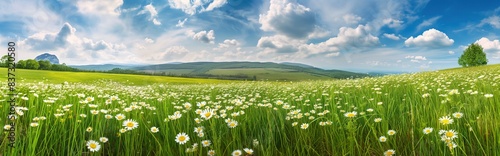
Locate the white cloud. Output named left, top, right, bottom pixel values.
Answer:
left=383, top=18, right=404, bottom=28
left=475, top=37, right=500, bottom=58
left=322, top=25, right=380, bottom=48
left=259, top=0, right=316, bottom=39
left=176, top=18, right=188, bottom=27
left=20, top=23, right=76, bottom=50
left=205, top=0, right=228, bottom=12
left=257, top=35, right=302, bottom=53
left=405, top=55, right=427, bottom=63
left=187, top=30, right=215, bottom=44
left=161, top=46, right=190, bottom=61
left=405, top=28, right=454, bottom=48
left=218, top=39, right=240, bottom=48
left=416, top=16, right=441, bottom=31
left=343, top=14, right=362, bottom=25
left=138, top=4, right=161, bottom=25
left=145, top=38, right=154, bottom=43
left=479, top=16, right=500, bottom=29
left=448, top=51, right=454, bottom=54
left=168, top=0, right=227, bottom=15
left=76, top=0, right=123, bottom=16
left=383, top=33, right=400, bottom=40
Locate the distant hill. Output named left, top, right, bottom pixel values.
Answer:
left=70, top=64, right=143, bottom=71
left=35, top=53, right=59, bottom=64
left=132, top=62, right=368, bottom=80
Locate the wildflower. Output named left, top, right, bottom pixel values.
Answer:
left=379, top=136, right=387, bottom=142
left=175, top=133, right=190, bottom=144
left=344, top=111, right=357, bottom=118
left=232, top=149, right=242, bottom=156
left=208, top=149, right=216, bottom=156
left=201, top=109, right=215, bottom=120
left=387, top=130, right=396, bottom=136
left=452, top=112, right=463, bottom=118
left=4, top=125, right=12, bottom=130
left=440, top=129, right=458, bottom=140
left=253, top=139, right=259, bottom=146
left=123, top=119, right=138, bottom=130
left=30, top=122, right=39, bottom=127
left=301, top=123, right=309, bottom=129
left=86, top=97, right=94, bottom=102
left=423, top=127, right=433, bottom=134
left=105, top=114, right=113, bottom=119
left=115, top=114, right=126, bottom=120
left=484, top=94, right=493, bottom=98
left=86, top=140, right=101, bottom=152
left=439, top=116, right=453, bottom=125
left=90, top=110, right=99, bottom=115
left=228, top=120, right=238, bottom=128
left=194, top=126, right=204, bottom=133
left=99, top=137, right=108, bottom=143
left=374, top=118, right=382, bottom=122
left=119, top=128, right=127, bottom=133
left=384, top=149, right=395, bottom=156
left=150, top=127, right=159, bottom=133
left=86, top=127, right=93, bottom=132
left=201, top=140, right=211, bottom=147
left=366, top=108, right=374, bottom=112
left=244, top=148, right=254, bottom=155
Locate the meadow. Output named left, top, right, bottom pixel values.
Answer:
left=0, top=65, right=499, bottom=155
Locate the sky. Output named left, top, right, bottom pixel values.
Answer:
left=1, top=0, right=500, bottom=72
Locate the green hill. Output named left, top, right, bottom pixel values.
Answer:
left=132, top=62, right=368, bottom=80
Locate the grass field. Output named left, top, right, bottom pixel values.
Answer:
left=0, top=65, right=499, bottom=155
left=206, top=68, right=332, bottom=80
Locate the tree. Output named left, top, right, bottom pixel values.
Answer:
left=38, top=60, right=52, bottom=70
left=458, top=43, right=488, bottom=67
left=17, top=60, right=26, bottom=68
left=25, top=59, right=40, bottom=69
left=0, top=55, right=9, bottom=67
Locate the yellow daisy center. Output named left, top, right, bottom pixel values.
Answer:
left=90, top=143, right=97, bottom=149
left=205, top=112, right=211, bottom=118
left=127, top=122, right=134, bottom=127
left=179, top=136, right=186, bottom=141
left=446, top=131, right=454, bottom=137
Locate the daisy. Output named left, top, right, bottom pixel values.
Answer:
left=119, top=128, right=127, bottom=133
left=123, top=119, right=138, bottom=130
left=30, top=122, right=39, bottom=127
left=115, top=114, right=126, bottom=120
left=344, top=111, right=357, bottom=118
left=374, top=118, right=382, bottom=122
left=484, top=94, right=493, bottom=98
left=423, top=127, right=433, bottom=134
left=150, top=127, right=159, bottom=133
left=175, top=132, right=190, bottom=145
left=244, top=148, right=254, bottom=154
left=86, top=140, right=101, bottom=152
left=384, top=149, right=395, bottom=156
left=105, top=114, right=113, bottom=119
left=452, top=112, right=463, bottom=118
left=379, top=136, right=387, bottom=142
left=439, top=116, right=453, bottom=125
left=387, top=130, right=396, bottom=136
left=194, top=126, right=204, bottom=133
left=228, top=120, right=238, bottom=128
left=441, top=129, right=458, bottom=140
left=201, top=109, right=215, bottom=120
left=201, top=140, right=211, bottom=147
left=99, top=137, right=108, bottom=143
left=4, top=125, right=12, bottom=130
left=86, top=97, right=94, bottom=102
left=86, top=127, right=93, bottom=132
left=301, top=123, right=309, bottom=129
left=232, top=149, right=242, bottom=156
left=208, top=149, right=216, bottom=156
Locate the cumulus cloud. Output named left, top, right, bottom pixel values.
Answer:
left=168, top=0, right=228, bottom=15
left=448, top=51, right=455, bottom=54
left=405, top=55, right=427, bottom=63
left=138, top=4, right=161, bottom=25
left=187, top=30, right=215, bottom=44
left=176, top=18, right=188, bottom=27
left=76, top=0, right=123, bottom=16
left=218, top=39, right=240, bottom=48
left=475, top=37, right=500, bottom=58
left=322, top=25, right=380, bottom=48
left=257, top=35, right=302, bottom=53
left=259, top=0, right=316, bottom=39
left=144, top=38, right=154, bottom=43
left=383, top=33, right=400, bottom=40
left=405, top=28, right=454, bottom=48
left=416, top=16, right=441, bottom=31
left=20, top=23, right=76, bottom=50
left=343, top=14, right=362, bottom=25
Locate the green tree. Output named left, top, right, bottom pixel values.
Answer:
left=17, top=60, right=26, bottom=68
left=458, top=43, right=488, bottom=67
left=26, top=59, right=40, bottom=69
left=0, top=55, right=9, bottom=67
left=38, top=60, right=52, bottom=70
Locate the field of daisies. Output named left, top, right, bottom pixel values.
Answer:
left=1, top=65, right=499, bottom=156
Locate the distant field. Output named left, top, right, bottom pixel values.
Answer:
left=205, top=68, right=332, bottom=80
left=0, top=68, right=230, bottom=85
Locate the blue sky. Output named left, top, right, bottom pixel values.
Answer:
left=1, top=0, right=500, bottom=72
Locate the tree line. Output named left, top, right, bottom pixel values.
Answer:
left=0, top=55, right=78, bottom=71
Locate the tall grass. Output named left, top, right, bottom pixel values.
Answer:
left=1, top=65, right=499, bottom=155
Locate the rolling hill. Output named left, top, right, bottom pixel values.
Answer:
left=131, top=62, right=369, bottom=81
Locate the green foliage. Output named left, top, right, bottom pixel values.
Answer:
left=17, top=60, right=26, bottom=68
left=25, top=59, right=40, bottom=69
left=458, top=43, right=488, bottom=67
left=0, top=55, right=8, bottom=67
left=38, top=60, right=52, bottom=70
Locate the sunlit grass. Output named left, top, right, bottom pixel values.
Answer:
left=0, top=64, right=499, bottom=155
